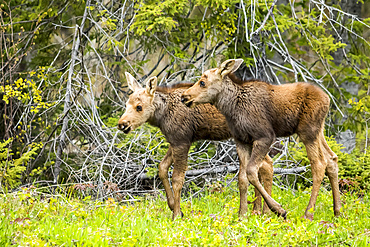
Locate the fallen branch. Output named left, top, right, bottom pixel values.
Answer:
left=138, top=165, right=308, bottom=180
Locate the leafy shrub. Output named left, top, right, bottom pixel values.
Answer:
left=338, top=148, right=370, bottom=190
left=0, top=139, right=42, bottom=190
left=283, top=136, right=370, bottom=190
left=1, top=72, right=56, bottom=188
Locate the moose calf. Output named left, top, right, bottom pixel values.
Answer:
left=181, top=59, right=340, bottom=220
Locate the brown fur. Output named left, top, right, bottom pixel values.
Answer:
left=118, top=73, right=274, bottom=219
left=227, top=72, right=261, bottom=85
left=155, top=82, right=196, bottom=93
left=181, top=59, right=341, bottom=220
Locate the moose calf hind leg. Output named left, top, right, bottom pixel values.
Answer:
left=326, top=161, right=341, bottom=216
left=322, top=137, right=341, bottom=216
left=253, top=187, right=262, bottom=213
left=303, top=141, right=326, bottom=220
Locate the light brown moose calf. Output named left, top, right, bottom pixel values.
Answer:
left=181, top=59, right=341, bottom=220
left=118, top=72, right=274, bottom=219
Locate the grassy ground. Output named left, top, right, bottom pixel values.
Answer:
left=1, top=183, right=369, bottom=246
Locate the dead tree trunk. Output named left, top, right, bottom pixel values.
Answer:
left=54, top=0, right=90, bottom=184
left=54, top=25, right=79, bottom=184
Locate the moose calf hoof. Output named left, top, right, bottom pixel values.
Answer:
left=238, top=210, right=248, bottom=219
left=172, top=214, right=180, bottom=220
left=303, top=213, right=314, bottom=221
left=251, top=210, right=262, bottom=216
left=334, top=210, right=341, bottom=217
left=270, top=207, right=287, bottom=219
left=172, top=210, right=184, bottom=220
left=277, top=210, right=287, bottom=220
left=262, top=207, right=271, bottom=215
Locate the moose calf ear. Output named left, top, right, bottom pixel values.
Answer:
left=218, top=59, right=244, bottom=77
left=125, top=72, right=142, bottom=91
left=146, top=76, right=157, bottom=96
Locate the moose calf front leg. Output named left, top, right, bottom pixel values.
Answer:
left=171, top=145, right=190, bottom=219
left=253, top=155, right=273, bottom=214
left=158, top=147, right=174, bottom=211
left=247, top=139, right=287, bottom=218
left=236, top=143, right=251, bottom=218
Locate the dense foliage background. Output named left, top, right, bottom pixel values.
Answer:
left=1, top=0, right=369, bottom=196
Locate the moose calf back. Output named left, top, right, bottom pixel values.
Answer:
left=153, top=87, right=232, bottom=145
left=269, top=82, right=330, bottom=140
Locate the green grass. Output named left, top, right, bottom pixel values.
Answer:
left=1, top=184, right=369, bottom=246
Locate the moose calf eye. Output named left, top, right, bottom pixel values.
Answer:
left=136, top=105, right=142, bottom=111
left=199, top=81, right=205, bottom=87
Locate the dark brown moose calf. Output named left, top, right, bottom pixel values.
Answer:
left=118, top=72, right=274, bottom=219
left=181, top=59, right=341, bottom=220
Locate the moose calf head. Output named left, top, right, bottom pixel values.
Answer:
left=181, top=58, right=244, bottom=107
left=118, top=72, right=157, bottom=133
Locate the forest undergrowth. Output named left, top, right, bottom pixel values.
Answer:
left=1, top=182, right=369, bottom=246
